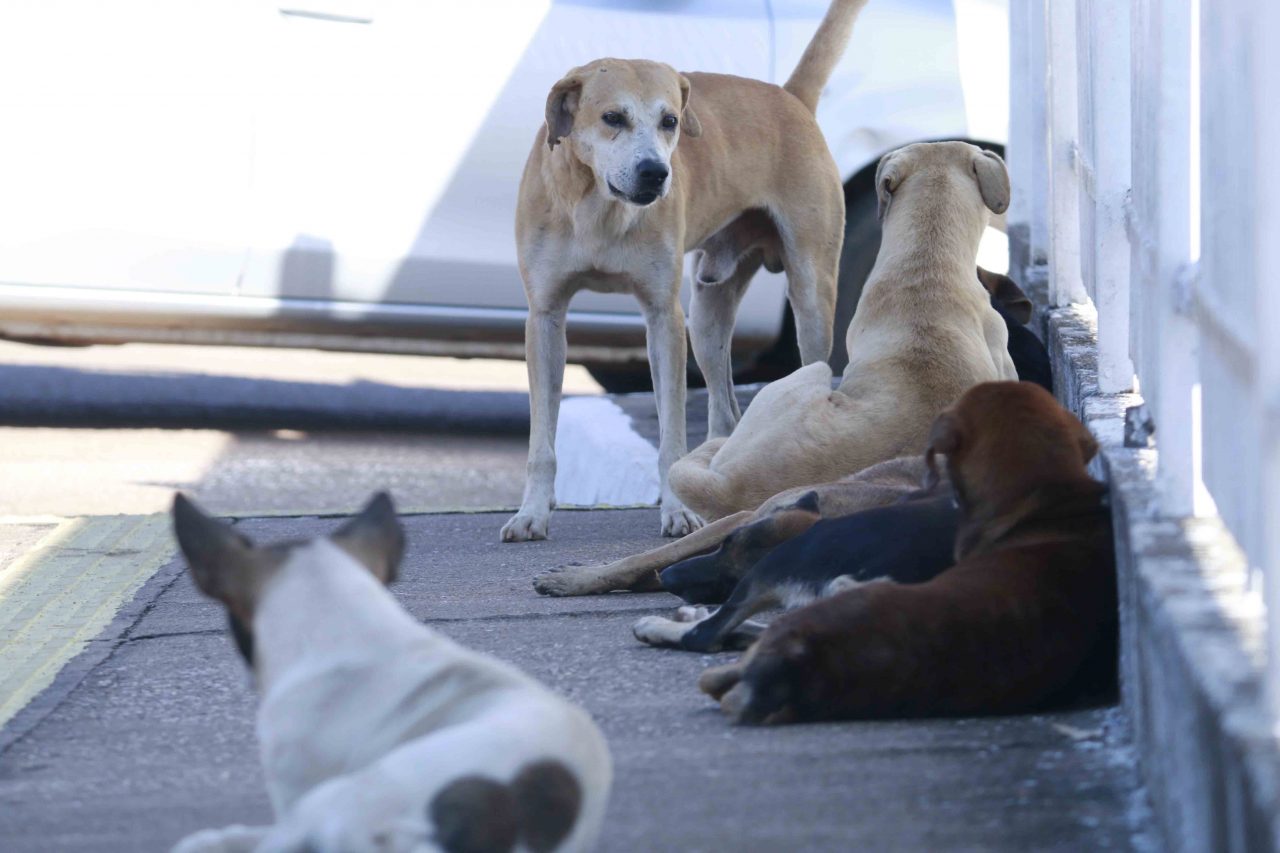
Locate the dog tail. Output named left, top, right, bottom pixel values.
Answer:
left=669, top=439, right=740, bottom=523
left=783, top=0, right=872, bottom=113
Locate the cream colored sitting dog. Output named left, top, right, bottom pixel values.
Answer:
left=669, top=141, right=1019, bottom=522
left=170, top=493, right=611, bottom=853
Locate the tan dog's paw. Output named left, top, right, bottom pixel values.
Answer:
left=661, top=507, right=703, bottom=538
left=698, top=661, right=744, bottom=700
left=674, top=605, right=712, bottom=623
left=533, top=565, right=606, bottom=597
left=501, top=511, right=549, bottom=542
left=632, top=615, right=694, bottom=647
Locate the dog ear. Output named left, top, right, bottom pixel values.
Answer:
left=678, top=74, right=703, bottom=138
left=545, top=74, right=583, bottom=150
left=875, top=152, right=903, bottom=223
left=1075, top=421, right=1100, bottom=464
left=976, top=266, right=1033, bottom=324
left=331, top=492, right=406, bottom=585
left=972, top=149, right=1010, bottom=214
left=171, top=493, right=257, bottom=604
left=921, top=413, right=962, bottom=492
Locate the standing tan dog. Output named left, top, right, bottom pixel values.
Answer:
left=700, top=382, right=1117, bottom=724
left=668, top=141, right=1019, bottom=522
left=502, top=0, right=871, bottom=543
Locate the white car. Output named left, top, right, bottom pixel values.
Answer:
left=0, top=0, right=1007, bottom=390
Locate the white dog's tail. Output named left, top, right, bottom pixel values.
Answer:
left=783, top=0, right=872, bottom=113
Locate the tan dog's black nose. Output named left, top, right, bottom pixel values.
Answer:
left=636, top=159, right=669, bottom=187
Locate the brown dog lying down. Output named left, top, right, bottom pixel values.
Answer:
left=699, top=381, right=1117, bottom=724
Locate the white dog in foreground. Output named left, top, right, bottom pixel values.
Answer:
left=170, top=492, right=612, bottom=853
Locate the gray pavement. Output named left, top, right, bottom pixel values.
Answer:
left=0, top=509, right=1156, bottom=853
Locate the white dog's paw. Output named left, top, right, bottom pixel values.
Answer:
left=674, top=605, right=712, bottom=623
left=660, top=506, right=703, bottom=538
left=632, top=615, right=693, bottom=647
left=171, top=825, right=270, bottom=853
left=501, top=511, right=549, bottom=542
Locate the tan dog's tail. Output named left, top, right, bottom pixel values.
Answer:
left=669, top=438, right=739, bottom=522
left=783, top=0, right=872, bottom=113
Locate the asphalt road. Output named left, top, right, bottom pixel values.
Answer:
left=0, top=510, right=1155, bottom=853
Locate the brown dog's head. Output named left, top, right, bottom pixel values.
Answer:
left=976, top=266, right=1033, bottom=325
left=921, top=382, right=1098, bottom=525
left=875, top=141, right=1010, bottom=226
left=171, top=492, right=405, bottom=666
left=544, top=58, right=701, bottom=207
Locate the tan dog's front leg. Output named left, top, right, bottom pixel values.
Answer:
left=638, top=291, right=702, bottom=538
left=502, top=295, right=570, bottom=542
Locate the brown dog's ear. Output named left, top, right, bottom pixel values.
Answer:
left=331, top=492, right=405, bottom=585
left=545, top=74, right=583, bottom=150
left=972, top=149, right=1011, bottom=214
left=172, top=493, right=258, bottom=605
left=677, top=74, right=702, bottom=138
left=875, top=151, right=903, bottom=223
left=1075, top=421, right=1100, bottom=465
left=976, top=266, right=1033, bottom=324
left=921, top=413, right=962, bottom=492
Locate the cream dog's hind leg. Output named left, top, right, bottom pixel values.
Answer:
left=689, top=259, right=758, bottom=439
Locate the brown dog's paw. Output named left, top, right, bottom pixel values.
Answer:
left=698, top=661, right=744, bottom=700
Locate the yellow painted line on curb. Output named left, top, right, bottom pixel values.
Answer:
left=0, top=514, right=175, bottom=729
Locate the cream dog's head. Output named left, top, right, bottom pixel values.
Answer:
left=874, top=141, right=1011, bottom=228
left=171, top=492, right=405, bottom=669
left=544, top=58, right=702, bottom=207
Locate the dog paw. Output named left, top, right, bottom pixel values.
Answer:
left=661, top=507, right=703, bottom=538
left=501, top=512, right=549, bottom=542
left=674, top=605, right=712, bottom=623
left=632, top=615, right=690, bottom=647
left=533, top=565, right=604, bottom=597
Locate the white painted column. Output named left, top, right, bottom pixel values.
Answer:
left=1044, top=0, right=1086, bottom=306
left=1082, top=0, right=1135, bottom=393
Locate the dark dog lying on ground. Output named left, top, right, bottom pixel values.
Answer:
left=634, top=493, right=959, bottom=652
left=532, top=267, right=1048, bottom=599
left=699, top=381, right=1116, bottom=724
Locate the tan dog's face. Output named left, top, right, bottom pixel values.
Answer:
left=544, top=59, right=701, bottom=207
left=171, top=492, right=405, bottom=668
left=875, top=141, right=1011, bottom=225
left=922, top=382, right=1099, bottom=513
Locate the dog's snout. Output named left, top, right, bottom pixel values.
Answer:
left=637, top=159, right=669, bottom=187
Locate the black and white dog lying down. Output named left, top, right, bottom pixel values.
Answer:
left=170, top=493, right=612, bottom=853
left=633, top=493, right=959, bottom=653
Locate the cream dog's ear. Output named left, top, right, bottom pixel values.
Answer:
left=875, top=151, right=903, bottom=223
left=331, top=492, right=405, bottom=585
left=678, top=75, right=703, bottom=138
left=972, top=149, right=1011, bottom=214
left=545, top=73, right=583, bottom=150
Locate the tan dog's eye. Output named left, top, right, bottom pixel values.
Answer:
left=661, top=115, right=678, bottom=130
left=602, top=112, right=626, bottom=128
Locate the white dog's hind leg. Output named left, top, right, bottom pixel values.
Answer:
left=689, top=259, right=757, bottom=439
left=170, top=825, right=272, bottom=853
left=503, top=294, right=571, bottom=542
left=638, top=291, right=703, bottom=538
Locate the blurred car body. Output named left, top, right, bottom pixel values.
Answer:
left=0, top=0, right=1007, bottom=386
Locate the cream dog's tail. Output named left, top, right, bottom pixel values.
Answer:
left=669, top=438, right=739, bottom=523
left=783, top=0, right=872, bottom=113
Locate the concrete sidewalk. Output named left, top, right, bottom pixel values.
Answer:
left=0, top=509, right=1156, bottom=852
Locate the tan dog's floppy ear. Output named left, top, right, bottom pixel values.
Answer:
left=921, top=413, right=962, bottom=493
left=331, top=492, right=406, bottom=585
left=545, top=74, right=583, bottom=150
left=875, top=152, right=902, bottom=223
left=678, top=74, right=702, bottom=138
left=172, top=493, right=258, bottom=605
left=972, top=149, right=1011, bottom=214
left=976, top=266, right=1033, bottom=324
